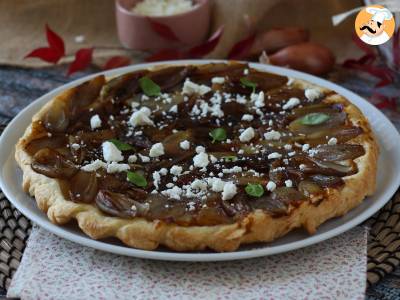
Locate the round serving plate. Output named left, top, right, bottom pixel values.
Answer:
left=0, top=60, right=399, bottom=262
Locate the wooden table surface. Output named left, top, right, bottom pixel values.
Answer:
left=0, top=65, right=399, bottom=299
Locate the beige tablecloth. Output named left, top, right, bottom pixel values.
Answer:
left=8, top=226, right=367, bottom=300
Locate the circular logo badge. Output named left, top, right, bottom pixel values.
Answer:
left=355, top=5, right=395, bottom=46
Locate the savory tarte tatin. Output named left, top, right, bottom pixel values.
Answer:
left=16, top=63, right=378, bottom=252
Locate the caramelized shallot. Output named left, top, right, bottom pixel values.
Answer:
left=31, top=148, right=77, bottom=179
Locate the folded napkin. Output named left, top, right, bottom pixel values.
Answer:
left=8, top=226, right=367, bottom=300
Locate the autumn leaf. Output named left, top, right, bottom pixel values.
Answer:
left=148, top=18, right=180, bottom=42
left=343, top=60, right=394, bottom=88
left=342, top=33, right=394, bottom=88
left=67, top=48, right=93, bottom=76
left=187, top=26, right=224, bottom=58
left=25, top=24, right=66, bottom=63
left=103, top=56, right=131, bottom=70
left=227, top=33, right=256, bottom=60
left=372, top=93, right=397, bottom=110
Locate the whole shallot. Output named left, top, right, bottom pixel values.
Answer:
left=249, top=27, right=310, bottom=56
left=268, top=42, right=335, bottom=75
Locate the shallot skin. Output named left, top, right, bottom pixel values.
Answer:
left=269, top=42, right=335, bottom=75
left=250, top=27, right=310, bottom=56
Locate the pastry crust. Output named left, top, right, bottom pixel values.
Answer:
left=15, top=66, right=379, bottom=252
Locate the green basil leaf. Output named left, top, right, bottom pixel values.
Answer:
left=299, top=113, right=330, bottom=125
left=240, top=77, right=257, bottom=93
left=209, top=128, right=227, bottom=143
left=222, top=155, right=238, bottom=162
left=245, top=183, right=264, bottom=197
left=127, top=171, right=147, bottom=187
left=109, top=139, right=134, bottom=151
left=139, top=76, right=161, bottom=97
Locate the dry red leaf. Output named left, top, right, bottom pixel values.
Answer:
left=25, top=48, right=64, bottom=64
left=145, top=49, right=185, bottom=62
left=67, top=48, right=93, bottom=76
left=372, top=93, right=397, bottom=110
left=343, top=59, right=394, bottom=87
left=148, top=18, right=180, bottom=42
left=342, top=34, right=395, bottom=88
left=45, top=24, right=65, bottom=57
left=103, top=56, right=131, bottom=70
left=227, top=33, right=256, bottom=60
left=187, top=26, right=224, bottom=58
left=25, top=24, right=65, bottom=64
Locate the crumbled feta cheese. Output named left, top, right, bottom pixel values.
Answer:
left=81, top=159, right=107, bottom=172
left=128, top=154, right=137, bottom=163
left=107, top=162, right=130, bottom=174
left=128, top=107, right=154, bottom=127
left=90, top=114, right=102, bottom=130
left=211, top=77, right=225, bottom=84
left=299, top=164, right=306, bottom=171
left=254, top=91, right=265, bottom=108
left=285, top=180, right=293, bottom=187
left=180, top=140, right=190, bottom=150
left=268, top=152, right=282, bottom=159
left=152, top=171, right=161, bottom=189
left=187, top=201, right=196, bottom=211
left=182, top=79, right=211, bottom=96
left=207, top=177, right=225, bottom=192
left=284, top=144, right=292, bottom=150
left=149, top=142, right=165, bottom=157
left=222, top=182, right=237, bottom=200
left=71, top=143, right=80, bottom=150
left=161, top=186, right=182, bottom=200
left=244, top=68, right=249, bottom=75
left=131, top=101, right=141, bottom=109
left=305, top=88, right=321, bottom=101
left=191, top=179, right=207, bottom=191
left=264, top=130, right=281, bottom=141
left=138, top=154, right=150, bottom=163
left=282, top=97, right=300, bottom=110
left=302, top=144, right=310, bottom=151
left=170, top=165, right=183, bottom=176
left=222, top=166, right=242, bottom=174
left=209, top=155, right=218, bottom=163
left=266, top=181, right=277, bottom=191
left=327, top=137, right=337, bottom=145
left=195, top=145, right=206, bottom=154
left=241, top=114, right=254, bottom=122
left=159, top=168, right=168, bottom=175
left=239, top=127, right=255, bottom=143
left=102, top=141, right=123, bottom=162
left=193, top=152, right=209, bottom=168
left=169, top=104, right=178, bottom=113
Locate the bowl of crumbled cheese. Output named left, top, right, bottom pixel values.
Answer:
left=116, top=0, right=211, bottom=50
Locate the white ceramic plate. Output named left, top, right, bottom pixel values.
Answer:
left=1, top=60, right=399, bottom=262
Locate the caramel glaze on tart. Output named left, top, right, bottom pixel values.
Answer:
left=24, top=63, right=367, bottom=227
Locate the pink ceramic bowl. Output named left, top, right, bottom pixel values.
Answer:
left=115, top=0, right=211, bottom=51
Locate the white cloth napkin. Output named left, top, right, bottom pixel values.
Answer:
left=8, top=226, right=367, bottom=300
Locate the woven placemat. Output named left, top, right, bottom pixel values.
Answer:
left=0, top=124, right=399, bottom=292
